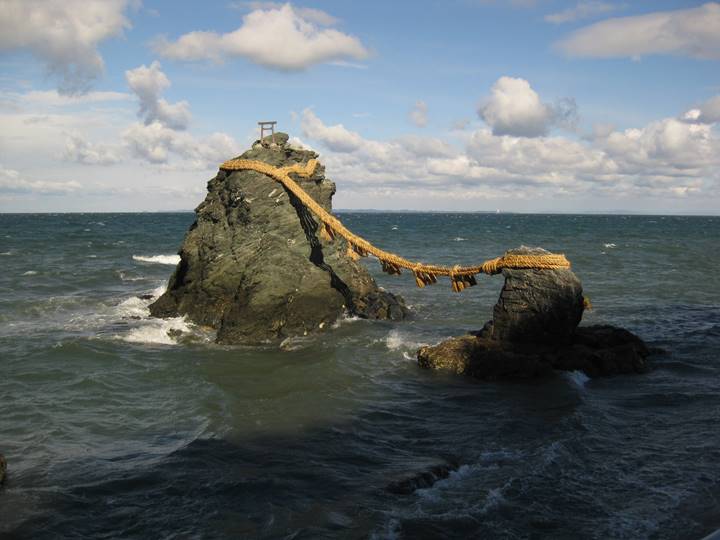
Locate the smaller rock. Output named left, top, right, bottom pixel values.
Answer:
left=0, top=454, right=6, bottom=484
left=417, top=246, right=652, bottom=380
left=491, top=247, right=584, bottom=345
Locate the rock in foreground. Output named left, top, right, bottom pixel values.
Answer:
left=150, top=133, right=407, bottom=344
left=417, top=247, right=651, bottom=379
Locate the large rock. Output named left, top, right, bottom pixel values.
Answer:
left=417, top=247, right=651, bottom=379
left=150, top=133, right=407, bottom=344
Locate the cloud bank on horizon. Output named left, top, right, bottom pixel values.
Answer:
left=0, top=0, right=718, bottom=213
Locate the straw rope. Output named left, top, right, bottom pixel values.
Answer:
left=220, top=157, right=571, bottom=291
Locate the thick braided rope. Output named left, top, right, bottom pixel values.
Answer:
left=220, top=158, right=571, bottom=290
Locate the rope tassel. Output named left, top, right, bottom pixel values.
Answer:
left=381, top=260, right=402, bottom=275
left=346, top=244, right=360, bottom=261
left=318, top=222, right=335, bottom=242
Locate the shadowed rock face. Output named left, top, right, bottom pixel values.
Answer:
left=417, top=246, right=651, bottom=379
left=150, top=133, right=407, bottom=344
left=491, top=248, right=584, bottom=345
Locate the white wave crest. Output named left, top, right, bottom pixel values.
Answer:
left=132, top=254, right=180, bottom=265
left=122, top=317, right=193, bottom=345
left=604, top=243, right=616, bottom=248
left=0, top=251, right=11, bottom=256
left=453, top=237, right=466, bottom=242
left=385, top=329, right=424, bottom=351
left=116, top=285, right=166, bottom=318
left=564, top=370, right=590, bottom=388
left=331, top=313, right=362, bottom=329
left=23, top=270, right=38, bottom=276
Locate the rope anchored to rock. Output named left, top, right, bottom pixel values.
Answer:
left=220, top=158, right=571, bottom=292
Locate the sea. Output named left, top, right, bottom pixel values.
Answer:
left=1, top=212, right=719, bottom=539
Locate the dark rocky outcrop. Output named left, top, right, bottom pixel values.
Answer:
left=417, top=247, right=651, bottom=379
left=150, top=133, right=407, bottom=344
left=0, top=454, right=6, bottom=485
left=385, top=457, right=459, bottom=495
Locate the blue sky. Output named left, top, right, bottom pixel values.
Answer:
left=1, top=0, right=719, bottom=213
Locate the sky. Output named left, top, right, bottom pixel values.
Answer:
left=0, top=0, right=719, bottom=214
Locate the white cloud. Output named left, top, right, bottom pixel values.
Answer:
left=409, top=100, right=428, bottom=127
left=478, top=77, right=554, bottom=137
left=301, top=109, right=365, bottom=152
left=153, top=3, right=369, bottom=70
left=298, top=101, right=719, bottom=204
left=556, top=2, right=720, bottom=59
left=122, top=122, right=237, bottom=168
left=0, top=0, right=133, bottom=94
left=14, top=90, right=132, bottom=107
left=544, top=1, right=618, bottom=24
left=0, top=165, right=81, bottom=193
left=125, top=62, right=191, bottom=130
left=63, top=135, right=121, bottom=165
left=231, top=2, right=339, bottom=25
left=682, top=95, right=720, bottom=125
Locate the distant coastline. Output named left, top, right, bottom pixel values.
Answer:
left=1, top=210, right=718, bottom=217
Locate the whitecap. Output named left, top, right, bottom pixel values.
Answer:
left=22, top=270, right=38, bottom=276
left=279, top=336, right=316, bottom=351
left=117, top=271, right=146, bottom=282
left=122, top=317, right=193, bottom=345
left=0, top=251, right=11, bottom=256
left=116, top=285, right=166, bottom=318
left=133, top=254, right=180, bottom=265
left=564, top=370, right=590, bottom=388
left=453, top=237, right=466, bottom=242
left=604, top=243, right=616, bottom=248
left=331, top=313, right=362, bottom=329
left=391, top=226, right=398, bottom=230
left=385, top=329, right=424, bottom=351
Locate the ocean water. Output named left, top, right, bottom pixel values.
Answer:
left=1, top=212, right=719, bottom=539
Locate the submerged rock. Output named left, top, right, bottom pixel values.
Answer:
left=0, top=454, right=6, bottom=484
left=150, top=133, right=407, bottom=344
left=385, top=457, right=459, bottom=495
left=417, top=246, right=651, bottom=379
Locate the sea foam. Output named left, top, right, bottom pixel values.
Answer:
left=132, top=254, right=180, bottom=265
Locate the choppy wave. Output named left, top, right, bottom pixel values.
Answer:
left=132, top=254, right=181, bottom=265
left=113, top=285, right=202, bottom=345
left=384, top=329, right=425, bottom=351
left=564, top=370, right=590, bottom=388
left=22, top=270, right=38, bottom=276
left=122, top=316, right=195, bottom=345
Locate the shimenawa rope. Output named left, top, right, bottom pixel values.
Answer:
left=220, top=158, right=570, bottom=292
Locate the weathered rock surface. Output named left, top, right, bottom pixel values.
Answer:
left=417, top=246, right=651, bottom=379
left=491, top=247, right=584, bottom=345
left=150, top=133, right=407, bottom=344
left=0, top=453, right=6, bottom=485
